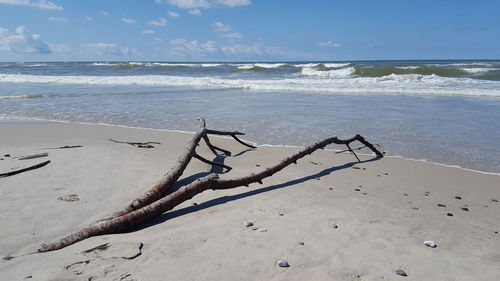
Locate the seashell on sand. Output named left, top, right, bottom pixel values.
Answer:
left=424, top=240, right=437, bottom=248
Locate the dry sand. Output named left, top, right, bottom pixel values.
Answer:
left=0, top=122, right=499, bottom=281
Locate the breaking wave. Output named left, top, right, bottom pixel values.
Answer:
left=1, top=73, right=500, bottom=97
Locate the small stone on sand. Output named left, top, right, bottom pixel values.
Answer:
left=332, top=224, right=339, bottom=229
left=437, top=204, right=446, bottom=207
left=455, top=196, right=462, bottom=200
left=243, top=220, right=253, bottom=227
left=299, top=242, right=304, bottom=245
left=277, top=260, right=289, bottom=267
left=461, top=207, right=469, bottom=211
left=492, top=199, right=498, bottom=203
left=355, top=188, right=360, bottom=191
left=395, top=269, right=408, bottom=277
left=447, top=213, right=453, bottom=216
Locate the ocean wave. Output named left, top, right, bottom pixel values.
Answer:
left=295, top=63, right=350, bottom=68
left=0, top=94, right=45, bottom=99
left=354, top=65, right=471, bottom=77
left=237, top=63, right=289, bottom=70
left=301, top=66, right=355, bottom=77
left=445, top=62, right=500, bottom=67
left=395, top=66, right=420, bottom=69
left=1, top=73, right=500, bottom=97
left=461, top=67, right=497, bottom=74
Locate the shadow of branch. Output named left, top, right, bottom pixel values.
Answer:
left=138, top=156, right=380, bottom=230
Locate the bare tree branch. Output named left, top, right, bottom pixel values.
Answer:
left=38, top=129, right=383, bottom=252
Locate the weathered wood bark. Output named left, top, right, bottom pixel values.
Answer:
left=112, top=118, right=255, bottom=218
left=39, top=132, right=383, bottom=252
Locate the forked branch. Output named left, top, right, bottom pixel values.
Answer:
left=39, top=126, right=382, bottom=252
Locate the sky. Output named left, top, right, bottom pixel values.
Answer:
left=0, top=0, right=499, bottom=62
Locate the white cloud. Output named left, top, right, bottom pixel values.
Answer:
left=214, top=0, right=251, bottom=7
left=148, top=18, right=167, bottom=26
left=81, top=42, right=138, bottom=56
left=100, top=10, right=109, bottom=16
left=154, top=38, right=164, bottom=42
left=0, top=0, right=63, bottom=10
left=168, top=11, right=180, bottom=18
left=212, top=21, right=231, bottom=32
left=164, top=0, right=210, bottom=9
left=220, top=32, right=242, bottom=39
left=48, top=17, right=68, bottom=22
left=170, top=38, right=217, bottom=56
left=122, top=18, right=137, bottom=24
left=142, top=29, right=156, bottom=34
left=48, top=43, right=70, bottom=54
left=156, top=0, right=251, bottom=9
left=85, top=16, right=94, bottom=21
left=221, top=43, right=281, bottom=56
left=316, top=41, right=341, bottom=48
left=0, top=26, right=51, bottom=54
left=188, top=9, right=201, bottom=15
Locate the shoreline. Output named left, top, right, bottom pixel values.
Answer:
left=2, top=117, right=498, bottom=176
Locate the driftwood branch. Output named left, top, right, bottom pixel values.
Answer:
left=38, top=121, right=383, bottom=252
left=44, top=145, right=82, bottom=149
left=108, top=139, right=161, bottom=148
left=14, top=153, right=49, bottom=160
left=0, top=160, right=50, bottom=178
left=111, top=118, right=254, bottom=218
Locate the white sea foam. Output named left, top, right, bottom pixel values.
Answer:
left=461, top=67, right=496, bottom=74
left=1, top=73, right=500, bottom=97
left=0, top=94, right=45, bottom=99
left=300, top=66, right=355, bottom=77
left=237, top=63, right=287, bottom=69
left=322, top=63, right=351, bottom=68
left=295, top=63, right=350, bottom=68
left=23, top=63, right=49, bottom=67
left=395, top=66, right=420, bottom=69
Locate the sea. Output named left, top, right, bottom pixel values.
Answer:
left=1, top=60, right=499, bottom=173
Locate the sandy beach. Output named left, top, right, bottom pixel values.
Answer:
left=0, top=122, right=498, bottom=280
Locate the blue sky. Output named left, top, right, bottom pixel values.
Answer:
left=0, top=0, right=499, bottom=61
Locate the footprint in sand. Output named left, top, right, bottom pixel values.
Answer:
left=58, top=194, right=80, bottom=202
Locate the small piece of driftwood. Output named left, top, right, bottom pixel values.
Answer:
left=108, top=139, right=161, bottom=148
left=44, top=146, right=82, bottom=149
left=0, top=160, right=50, bottom=178
left=15, top=153, right=49, bottom=160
